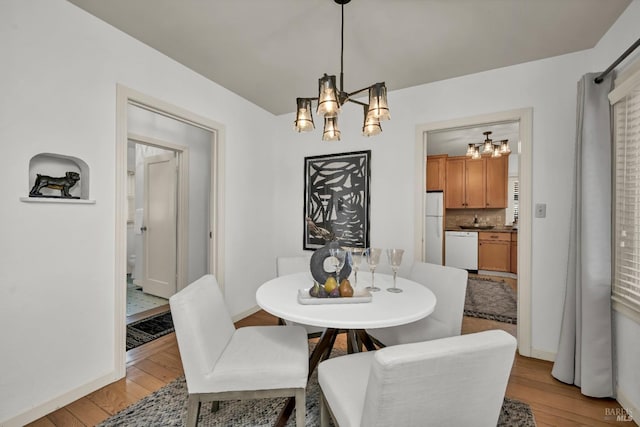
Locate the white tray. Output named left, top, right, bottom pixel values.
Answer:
left=297, top=288, right=372, bottom=305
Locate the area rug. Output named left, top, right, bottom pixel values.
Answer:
left=464, top=276, right=517, bottom=324
left=98, top=352, right=535, bottom=426
left=127, top=311, right=174, bottom=351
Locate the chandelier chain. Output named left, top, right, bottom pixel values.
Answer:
left=340, top=3, right=344, bottom=92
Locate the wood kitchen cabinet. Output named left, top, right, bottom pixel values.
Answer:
left=445, top=156, right=486, bottom=208
left=478, top=231, right=511, bottom=272
left=426, top=155, right=447, bottom=191
left=445, top=157, right=467, bottom=208
left=485, top=155, right=509, bottom=208
left=445, top=155, right=508, bottom=209
left=510, top=232, right=518, bottom=274
left=465, top=158, right=486, bottom=208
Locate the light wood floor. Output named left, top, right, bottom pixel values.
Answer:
left=28, top=304, right=628, bottom=426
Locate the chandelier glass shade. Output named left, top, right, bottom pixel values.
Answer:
left=466, top=143, right=476, bottom=156
left=317, top=74, right=341, bottom=118
left=368, top=83, right=390, bottom=121
left=465, top=131, right=510, bottom=159
left=293, top=0, right=390, bottom=140
left=362, top=106, right=382, bottom=137
left=483, top=139, right=494, bottom=154
left=322, top=117, right=341, bottom=141
left=294, top=98, right=315, bottom=132
left=499, top=139, right=512, bottom=154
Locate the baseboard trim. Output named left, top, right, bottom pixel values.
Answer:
left=530, top=348, right=556, bottom=362
left=478, top=270, right=517, bottom=279
left=616, top=387, right=639, bottom=425
left=232, top=305, right=261, bottom=323
left=1, top=372, right=116, bottom=427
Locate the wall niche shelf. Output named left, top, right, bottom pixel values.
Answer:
left=20, top=197, right=96, bottom=204
left=22, top=153, right=95, bottom=203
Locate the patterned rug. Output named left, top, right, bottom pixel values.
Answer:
left=464, top=277, right=517, bottom=324
left=99, top=348, right=535, bottom=426
left=126, top=311, right=174, bottom=351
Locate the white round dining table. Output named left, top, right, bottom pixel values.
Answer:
left=257, top=271, right=436, bottom=427
left=256, top=271, right=437, bottom=330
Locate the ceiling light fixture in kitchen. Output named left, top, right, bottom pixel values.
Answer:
left=293, top=0, right=390, bottom=141
left=466, top=131, right=511, bottom=159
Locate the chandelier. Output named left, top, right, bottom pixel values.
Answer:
left=294, top=0, right=390, bottom=141
left=466, top=131, right=511, bottom=159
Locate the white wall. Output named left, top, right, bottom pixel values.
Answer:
left=274, top=0, right=639, bottom=360
left=1, top=0, right=639, bottom=424
left=275, top=49, right=590, bottom=354
left=273, top=0, right=640, bottom=412
left=588, top=0, right=640, bottom=416
left=0, top=0, right=277, bottom=424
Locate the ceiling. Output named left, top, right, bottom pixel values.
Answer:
left=67, top=0, right=630, bottom=116
left=428, top=122, right=519, bottom=157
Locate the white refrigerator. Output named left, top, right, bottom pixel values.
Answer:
left=425, top=191, right=444, bottom=265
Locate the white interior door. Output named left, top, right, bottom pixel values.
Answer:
left=142, top=152, right=177, bottom=299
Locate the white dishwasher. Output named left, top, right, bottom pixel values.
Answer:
left=445, top=231, right=478, bottom=270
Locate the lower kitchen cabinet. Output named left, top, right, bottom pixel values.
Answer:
left=478, top=231, right=511, bottom=272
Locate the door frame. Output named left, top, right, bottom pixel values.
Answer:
left=132, top=136, right=187, bottom=298
left=414, top=107, right=533, bottom=358
left=115, top=84, right=226, bottom=378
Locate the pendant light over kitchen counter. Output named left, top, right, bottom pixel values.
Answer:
left=466, top=131, right=511, bottom=159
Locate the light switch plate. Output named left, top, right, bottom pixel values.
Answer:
left=535, top=203, right=547, bottom=218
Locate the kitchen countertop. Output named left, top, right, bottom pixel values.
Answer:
left=445, top=226, right=517, bottom=233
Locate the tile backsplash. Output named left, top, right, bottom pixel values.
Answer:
left=445, top=208, right=506, bottom=228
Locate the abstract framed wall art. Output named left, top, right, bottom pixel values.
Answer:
left=303, top=150, right=371, bottom=250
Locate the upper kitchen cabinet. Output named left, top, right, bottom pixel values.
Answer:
left=445, top=156, right=486, bottom=208
left=485, top=155, right=509, bottom=208
left=465, top=157, right=486, bottom=208
left=445, top=156, right=468, bottom=208
left=426, top=155, right=447, bottom=191
left=445, top=155, right=508, bottom=209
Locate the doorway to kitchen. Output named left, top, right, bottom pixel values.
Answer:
left=414, top=108, right=532, bottom=357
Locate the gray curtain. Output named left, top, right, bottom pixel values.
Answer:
left=551, top=72, right=614, bottom=398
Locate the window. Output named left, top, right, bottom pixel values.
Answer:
left=611, top=67, right=640, bottom=315
left=512, top=180, right=519, bottom=223
left=506, top=177, right=519, bottom=225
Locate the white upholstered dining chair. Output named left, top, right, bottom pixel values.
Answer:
left=169, top=274, right=308, bottom=427
left=318, top=329, right=517, bottom=427
left=276, top=255, right=325, bottom=337
left=366, top=261, right=468, bottom=346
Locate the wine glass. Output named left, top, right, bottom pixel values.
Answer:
left=386, top=249, right=405, bottom=293
left=348, top=247, right=364, bottom=289
left=365, top=248, right=382, bottom=292
left=329, top=247, right=346, bottom=282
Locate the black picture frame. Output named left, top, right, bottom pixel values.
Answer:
left=303, top=150, right=371, bottom=250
